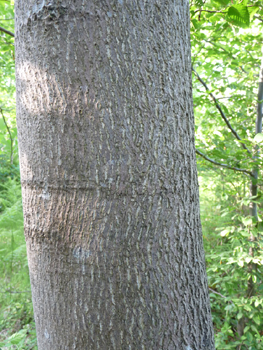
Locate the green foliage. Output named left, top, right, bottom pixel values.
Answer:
left=0, top=178, right=37, bottom=349
left=0, top=155, right=19, bottom=195
left=0, top=325, right=37, bottom=350
left=226, top=5, right=250, bottom=28
left=0, top=3, right=37, bottom=349
left=200, top=174, right=263, bottom=349
left=192, top=0, right=263, bottom=346
left=0, top=0, right=16, bottom=163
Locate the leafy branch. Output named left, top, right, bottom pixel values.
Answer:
left=0, top=25, right=14, bottom=37
left=203, top=39, right=248, bottom=74
left=192, top=67, right=251, bottom=154
left=193, top=9, right=227, bottom=14
left=254, top=15, right=263, bottom=22
left=196, top=148, right=254, bottom=177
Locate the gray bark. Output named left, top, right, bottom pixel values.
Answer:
left=15, top=1, right=215, bottom=349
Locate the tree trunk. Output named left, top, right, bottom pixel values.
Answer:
left=15, top=1, right=215, bottom=349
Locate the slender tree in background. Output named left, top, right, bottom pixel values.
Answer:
left=15, top=1, right=215, bottom=349
left=239, top=48, right=263, bottom=338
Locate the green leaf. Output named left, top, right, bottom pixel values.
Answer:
left=226, top=5, right=250, bottom=28
left=194, top=0, right=206, bottom=6
left=254, top=299, right=260, bottom=307
left=243, top=325, right=250, bottom=333
left=237, top=260, right=244, bottom=267
left=248, top=6, right=259, bottom=20
left=253, top=315, right=261, bottom=325
left=254, top=133, right=263, bottom=143
left=251, top=324, right=260, bottom=336
left=192, top=19, right=201, bottom=30
left=245, top=257, right=252, bottom=264
left=244, top=305, right=252, bottom=312
left=247, top=332, right=253, bottom=342
left=242, top=217, right=252, bottom=226
left=237, top=311, right=243, bottom=320
left=220, top=229, right=227, bottom=237
left=8, top=330, right=26, bottom=345
left=241, top=230, right=250, bottom=238
left=213, top=0, right=230, bottom=6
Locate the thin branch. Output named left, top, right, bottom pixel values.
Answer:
left=209, top=287, right=235, bottom=304
left=209, top=287, right=226, bottom=298
left=192, top=67, right=251, bottom=154
left=0, top=107, right=13, bottom=164
left=254, top=15, right=263, bottom=22
left=216, top=97, right=233, bottom=100
left=193, top=9, right=226, bottom=14
left=196, top=148, right=254, bottom=177
left=208, top=287, right=234, bottom=304
left=0, top=25, right=14, bottom=37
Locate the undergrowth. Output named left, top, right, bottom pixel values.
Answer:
left=200, top=172, right=263, bottom=350
left=0, top=177, right=37, bottom=350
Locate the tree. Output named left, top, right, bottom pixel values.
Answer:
left=15, top=1, right=214, bottom=349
